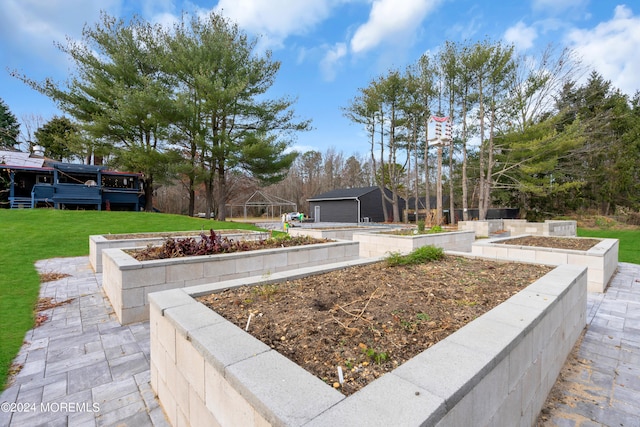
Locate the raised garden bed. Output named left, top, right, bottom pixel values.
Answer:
left=197, top=256, right=553, bottom=396
left=90, top=229, right=269, bottom=272
left=458, top=219, right=577, bottom=238
left=353, top=230, right=475, bottom=258
left=149, top=259, right=587, bottom=426
left=102, top=237, right=358, bottom=325
left=470, top=235, right=618, bottom=292
left=288, top=225, right=394, bottom=240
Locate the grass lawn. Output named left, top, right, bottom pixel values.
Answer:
left=578, top=227, right=640, bottom=264
left=0, top=209, right=264, bottom=389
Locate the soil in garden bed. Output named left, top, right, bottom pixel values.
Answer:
left=495, top=236, right=601, bottom=251
left=102, top=229, right=257, bottom=240
left=197, top=256, right=553, bottom=396
left=130, top=234, right=330, bottom=261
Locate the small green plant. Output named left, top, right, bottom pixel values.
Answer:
left=427, top=225, right=443, bottom=234
left=416, top=312, right=431, bottom=321
left=417, top=219, right=426, bottom=233
left=253, top=284, right=279, bottom=300
left=385, top=245, right=444, bottom=266
left=344, top=358, right=354, bottom=370
left=395, top=311, right=431, bottom=333
left=362, top=347, right=389, bottom=364
left=400, top=319, right=417, bottom=332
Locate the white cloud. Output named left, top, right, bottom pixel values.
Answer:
left=214, top=0, right=336, bottom=49
left=504, top=21, right=538, bottom=51
left=0, top=0, right=121, bottom=71
left=350, top=0, right=441, bottom=54
left=565, top=5, right=640, bottom=95
left=320, top=43, right=347, bottom=81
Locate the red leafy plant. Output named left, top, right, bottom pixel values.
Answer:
left=131, top=229, right=328, bottom=261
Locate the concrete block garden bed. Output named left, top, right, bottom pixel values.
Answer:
left=458, top=219, right=577, bottom=238
left=288, top=225, right=393, bottom=240
left=102, top=239, right=358, bottom=324
left=353, top=230, right=475, bottom=258
left=471, top=236, right=618, bottom=293
left=149, top=262, right=587, bottom=427
left=90, top=229, right=269, bottom=273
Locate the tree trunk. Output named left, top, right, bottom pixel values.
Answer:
left=449, top=142, right=455, bottom=225
left=204, top=174, right=214, bottom=219
left=215, top=159, right=227, bottom=221
left=188, top=176, right=195, bottom=217
left=477, top=80, right=487, bottom=220
left=424, top=117, right=431, bottom=224
left=461, top=105, right=469, bottom=221
left=436, top=145, right=443, bottom=225
left=144, top=176, right=154, bottom=211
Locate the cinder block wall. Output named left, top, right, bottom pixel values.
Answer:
left=90, top=231, right=269, bottom=273
left=103, top=240, right=359, bottom=324
left=458, top=220, right=577, bottom=238
left=149, top=263, right=587, bottom=427
left=354, top=230, right=475, bottom=258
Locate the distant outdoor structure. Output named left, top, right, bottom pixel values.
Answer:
left=0, top=150, right=144, bottom=211
left=308, top=186, right=406, bottom=223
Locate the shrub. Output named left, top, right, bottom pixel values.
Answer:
left=145, top=229, right=248, bottom=259
left=385, top=245, right=444, bottom=266
left=417, top=220, right=426, bottom=233
left=427, top=225, right=443, bottom=234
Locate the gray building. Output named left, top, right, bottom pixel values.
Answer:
left=308, top=186, right=405, bottom=223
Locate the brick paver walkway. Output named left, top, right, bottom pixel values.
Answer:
left=0, top=257, right=168, bottom=427
left=542, top=262, right=640, bottom=426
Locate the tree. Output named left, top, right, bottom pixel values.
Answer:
left=492, top=115, right=585, bottom=218
left=18, top=114, right=45, bottom=153
left=14, top=13, right=175, bottom=210
left=457, top=42, right=478, bottom=221
left=555, top=72, right=637, bottom=214
left=507, top=45, right=583, bottom=132
left=364, top=71, right=410, bottom=222
left=34, top=116, right=79, bottom=161
left=344, top=84, right=392, bottom=220
left=0, top=98, right=20, bottom=149
left=342, top=155, right=369, bottom=188
left=14, top=12, right=308, bottom=215
left=164, top=13, right=308, bottom=220
left=414, top=54, right=437, bottom=221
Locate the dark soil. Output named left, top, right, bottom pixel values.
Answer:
left=130, top=235, right=329, bottom=261
left=198, top=256, right=553, bottom=396
left=495, top=235, right=601, bottom=251
left=103, top=229, right=258, bottom=240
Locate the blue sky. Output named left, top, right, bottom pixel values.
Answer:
left=1, top=0, right=639, bottom=158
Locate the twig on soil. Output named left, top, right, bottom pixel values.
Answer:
left=336, top=288, right=383, bottom=327
left=329, top=315, right=360, bottom=335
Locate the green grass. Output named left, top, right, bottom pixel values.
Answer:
left=0, top=209, right=263, bottom=389
left=578, top=227, right=640, bottom=264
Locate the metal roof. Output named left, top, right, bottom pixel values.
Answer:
left=307, top=186, right=380, bottom=201
left=51, top=162, right=106, bottom=173
left=0, top=150, right=46, bottom=168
